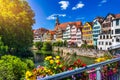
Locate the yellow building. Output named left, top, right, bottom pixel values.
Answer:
left=82, top=22, right=93, bottom=45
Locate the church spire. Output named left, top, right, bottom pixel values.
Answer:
left=55, top=15, right=60, bottom=26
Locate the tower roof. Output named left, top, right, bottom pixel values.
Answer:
left=55, top=15, right=60, bottom=26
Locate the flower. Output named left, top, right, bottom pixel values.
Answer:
left=68, top=67, right=73, bottom=70
left=50, top=60, right=54, bottom=64
left=54, top=67, right=57, bottom=69
left=62, top=66, right=66, bottom=71
left=95, top=57, right=106, bottom=63
left=45, top=56, right=52, bottom=61
left=82, top=63, right=86, bottom=67
left=26, top=71, right=32, bottom=79
left=77, top=59, right=81, bottom=63
left=56, top=56, right=60, bottom=59
left=55, top=60, right=60, bottom=64
left=59, top=64, right=63, bottom=68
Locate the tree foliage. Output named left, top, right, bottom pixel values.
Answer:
left=35, top=41, right=43, bottom=50
left=63, top=40, right=68, bottom=47
left=41, top=42, right=52, bottom=51
left=52, top=41, right=63, bottom=47
left=0, top=55, right=29, bottom=80
left=0, top=37, right=8, bottom=55
left=0, top=0, right=35, bottom=55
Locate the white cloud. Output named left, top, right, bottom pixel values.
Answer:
left=46, top=14, right=66, bottom=20
left=59, top=1, right=69, bottom=10
left=98, top=0, right=107, bottom=6
left=72, top=1, right=84, bottom=10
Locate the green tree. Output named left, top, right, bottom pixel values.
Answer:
left=0, top=0, right=35, bottom=56
left=63, top=40, right=68, bottom=47
left=23, top=59, right=34, bottom=70
left=0, top=37, right=8, bottom=55
left=35, top=41, right=43, bottom=50
left=41, top=42, right=52, bottom=51
left=0, top=55, right=29, bottom=80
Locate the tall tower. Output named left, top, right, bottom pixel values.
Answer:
left=55, top=15, right=60, bottom=26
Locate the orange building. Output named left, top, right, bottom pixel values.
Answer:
left=82, top=22, right=93, bottom=45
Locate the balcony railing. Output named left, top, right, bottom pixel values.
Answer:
left=42, top=57, right=120, bottom=80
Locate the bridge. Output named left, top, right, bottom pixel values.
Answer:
left=109, top=44, right=120, bottom=56
left=39, top=57, right=120, bottom=80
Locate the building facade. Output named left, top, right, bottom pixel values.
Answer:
left=92, top=17, right=103, bottom=47
left=82, top=22, right=93, bottom=45
left=111, top=14, right=120, bottom=46
left=76, top=28, right=83, bottom=47
left=97, top=14, right=115, bottom=50
left=102, top=14, right=115, bottom=34
left=62, top=22, right=82, bottom=47
left=63, top=24, right=71, bottom=41
left=33, top=28, right=48, bottom=42
left=97, top=34, right=112, bottom=50
left=43, top=30, right=55, bottom=42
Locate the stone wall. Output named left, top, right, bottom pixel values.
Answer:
left=53, top=47, right=109, bottom=58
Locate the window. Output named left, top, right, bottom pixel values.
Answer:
left=102, top=42, right=104, bottom=45
left=107, top=35, right=109, bottom=39
left=116, top=19, right=119, bottom=26
left=109, top=42, right=112, bottom=45
left=106, top=42, right=108, bottom=45
left=115, top=29, right=120, bottom=34
left=100, top=35, right=102, bottom=39
left=116, top=38, right=120, bottom=42
left=110, top=36, right=112, bottom=39
left=103, top=35, right=105, bottom=39
left=112, top=30, right=113, bottom=34
left=112, top=39, right=114, bottom=42
left=99, top=42, right=100, bottom=45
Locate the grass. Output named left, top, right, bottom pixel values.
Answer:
left=73, top=56, right=96, bottom=65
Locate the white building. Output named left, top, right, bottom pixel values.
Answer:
left=97, top=34, right=112, bottom=50
left=71, top=25, right=77, bottom=43
left=111, top=14, right=120, bottom=46
left=63, top=22, right=83, bottom=47
left=63, top=24, right=71, bottom=42
left=76, top=28, right=83, bottom=47
left=97, top=14, right=115, bottom=50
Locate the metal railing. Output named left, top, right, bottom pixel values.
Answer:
left=42, top=57, right=120, bottom=80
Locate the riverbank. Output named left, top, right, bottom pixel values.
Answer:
left=53, top=47, right=110, bottom=58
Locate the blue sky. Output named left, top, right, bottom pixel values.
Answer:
left=27, top=0, right=120, bottom=30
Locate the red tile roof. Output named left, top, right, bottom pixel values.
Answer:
left=33, top=28, right=48, bottom=36
left=115, top=14, right=120, bottom=19
left=54, top=21, right=82, bottom=31
left=48, top=30, right=55, bottom=35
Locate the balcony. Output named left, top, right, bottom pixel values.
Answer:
left=42, top=57, right=120, bottom=80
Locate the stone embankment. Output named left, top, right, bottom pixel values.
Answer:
left=53, top=47, right=109, bottom=58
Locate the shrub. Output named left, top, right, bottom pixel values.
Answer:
left=0, top=55, right=28, bottom=80
left=35, top=41, right=43, bottom=50
left=63, top=40, right=68, bottom=47
left=41, top=42, right=52, bottom=51
left=0, top=37, right=8, bottom=56
left=23, top=59, right=35, bottom=70
left=81, top=44, right=87, bottom=48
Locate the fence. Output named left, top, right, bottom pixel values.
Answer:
left=42, top=57, right=120, bottom=80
